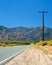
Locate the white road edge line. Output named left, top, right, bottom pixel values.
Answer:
left=0, top=49, right=26, bottom=64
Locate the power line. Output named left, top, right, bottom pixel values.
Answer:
left=38, top=11, right=48, bottom=41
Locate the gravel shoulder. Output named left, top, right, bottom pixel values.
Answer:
left=5, top=46, right=52, bottom=65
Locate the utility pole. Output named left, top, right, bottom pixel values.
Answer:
left=38, top=11, right=48, bottom=41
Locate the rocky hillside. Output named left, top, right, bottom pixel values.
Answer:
left=0, top=26, right=52, bottom=42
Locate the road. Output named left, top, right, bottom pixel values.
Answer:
left=0, top=46, right=29, bottom=65
left=5, top=46, right=52, bottom=65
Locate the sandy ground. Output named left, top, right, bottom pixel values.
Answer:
left=42, top=46, right=52, bottom=54
left=5, top=46, right=52, bottom=65
left=39, top=46, right=52, bottom=59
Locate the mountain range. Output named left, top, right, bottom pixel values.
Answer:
left=0, top=26, right=52, bottom=42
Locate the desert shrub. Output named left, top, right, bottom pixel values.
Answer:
left=0, top=44, right=1, bottom=46
left=41, top=42, right=47, bottom=46
left=50, top=44, right=52, bottom=46
left=3, top=44, right=7, bottom=47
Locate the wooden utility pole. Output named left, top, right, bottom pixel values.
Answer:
left=38, top=11, right=48, bottom=41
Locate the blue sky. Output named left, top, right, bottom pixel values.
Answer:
left=0, top=0, right=52, bottom=28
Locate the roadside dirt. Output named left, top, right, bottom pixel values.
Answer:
left=41, top=46, right=52, bottom=54
left=39, top=46, right=52, bottom=60
left=5, top=46, right=52, bottom=65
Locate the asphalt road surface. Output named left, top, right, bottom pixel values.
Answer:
left=0, top=46, right=29, bottom=65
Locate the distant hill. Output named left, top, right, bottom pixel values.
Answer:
left=0, top=26, right=52, bottom=42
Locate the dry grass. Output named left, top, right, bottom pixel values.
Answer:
left=34, top=40, right=52, bottom=59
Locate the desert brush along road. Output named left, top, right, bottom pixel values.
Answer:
left=5, top=45, right=52, bottom=65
